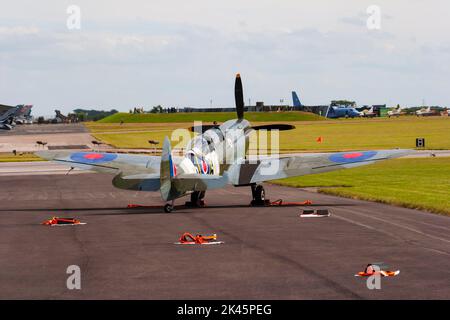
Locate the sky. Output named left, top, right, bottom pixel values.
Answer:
left=0, top=0, right=449, bottom=116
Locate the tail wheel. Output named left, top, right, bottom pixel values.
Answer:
left=164, top=203, right=173, bottom=213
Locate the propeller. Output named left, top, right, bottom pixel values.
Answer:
left=190, top=73, right=296, bottom=132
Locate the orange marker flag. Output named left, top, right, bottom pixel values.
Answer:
left=316, top=136, right=323, bottom=143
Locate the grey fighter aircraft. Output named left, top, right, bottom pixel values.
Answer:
left=0, top=106, right=18, bottom=130
left=37, top=74, right=412, bottom=212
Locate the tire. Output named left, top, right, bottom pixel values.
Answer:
left=164, top=204, right=173, bottom=213
left=254, top=185, right=265, bottom=202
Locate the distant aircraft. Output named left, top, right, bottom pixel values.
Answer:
left=54, top=110, right=68, bottom=123
left=387, top=105, right=405, bottom=118
left=360, top=106, right=377, bottom=118
left=416, top=106, right=437, bottom=117
left=38, top=74, right=411, bottom=212
left=326, top=105, right=362, bottom=119
left=292, top=91, right=302, bottom=108
left=0, top=107, right=18, bottom=130
left=13, top=105, right=33, bottom=124
left=54, top=110, right=78, bottom=123
left=0, top=104, right=34, bottom=128
left=292, top=91, right=361, bottom=119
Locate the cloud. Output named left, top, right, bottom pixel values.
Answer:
left=0, top=26, right=39, bottom=36
left=0, top=1, right=449, bottom=113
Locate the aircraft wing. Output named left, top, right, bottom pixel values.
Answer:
left=35, top=151, right=161, bottom=176
left=229, top=149, right=414, bottom=185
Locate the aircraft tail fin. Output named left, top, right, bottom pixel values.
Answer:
left=160, top=136, right=175, bottom=201
left=292, top=91, right=302, bottom=107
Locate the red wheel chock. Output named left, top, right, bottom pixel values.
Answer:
left=250, top=199, right=313, bottom=207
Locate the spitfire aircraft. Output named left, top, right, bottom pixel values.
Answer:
left=37, top=74, right=412, bottom=212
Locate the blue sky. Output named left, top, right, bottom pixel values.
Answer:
left=0, top=0, right=449, bottom=116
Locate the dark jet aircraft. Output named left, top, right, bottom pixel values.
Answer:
left=0, top=106, right=19, bottom=130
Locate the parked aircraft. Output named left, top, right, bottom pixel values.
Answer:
left=0, top=107, right=18, bottom=130
left=388, top=105, right=405, bottom=118
left=292, top=91, right=361, bottom=118
left=0, top=104, right=34, bottom=128
left=360, top=106, right=377, bottom=118
left=13, top=105, right=33, bottom=124
left=416, top=106, right=438, bottom=117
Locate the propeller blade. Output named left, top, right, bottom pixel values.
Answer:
left=235, top=73, right=244, bottom=120
left=251, top=124, right=296, bottom=131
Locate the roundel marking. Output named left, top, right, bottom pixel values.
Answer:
left=201, top=159, right=209, bottom=174
left=329, top=151, right=377, bottom=163
left=70, top=152, right=118, bottom=164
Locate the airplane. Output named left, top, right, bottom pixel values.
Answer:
left=54, top=110, right=68, bottom=123
left=37, top=74, right=412, bottom=212
left=387, top=105, right=405, bottom=118
left=0, top=104, right=34, bottom=128
left=13, top=105, right=33, bottom=124
left=292, top=91, right=330, bottom=117
left=292, top=91, right=362, bottom=118
left=326, top=104, right=362, bottom=119
left=416, top=106, right=437, bottom=117
left=0, top=106, right=19, bottom=130
left=54, top=110, right=78, bottom=123
left=360, top=106, right=377, bottom=118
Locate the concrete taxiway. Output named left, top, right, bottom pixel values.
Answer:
left=0, top=169, right=449, bottom=299
left=0, top=124, right=94, bottom=153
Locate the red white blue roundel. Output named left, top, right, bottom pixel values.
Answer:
left=201, top=159, right=209, bottom=174
left=70, top=152, right=118, bottom=164
left=329, top=151, right=377, bottom=163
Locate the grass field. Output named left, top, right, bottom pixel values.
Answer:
left=272, top=157, right=450, bottom=216
left=0, top=153, right=44, bottom=162
left=98, top=111, right=324, bottom=123
left=87, top=116, right=450, bottom=151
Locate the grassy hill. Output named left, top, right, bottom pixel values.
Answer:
left=98, top=111, right=324, bottom=123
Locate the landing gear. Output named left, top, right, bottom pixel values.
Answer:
left=164, top=200, right=175, bottom=213
left=251, top=184, right=268, bottom=206
left=164, top=203, right=173, bottom=213
left=185, top=191, right=206, bottom=207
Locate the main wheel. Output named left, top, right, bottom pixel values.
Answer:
left=164, top=203, right=173, bottom=213
left=254, top=185, right=265, bottom=202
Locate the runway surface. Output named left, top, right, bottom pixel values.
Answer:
left=0, top=124, right=93, bottom=153
left=1, top=172, right=449, bottom=299
left=0, top=123, right=88, bottom=136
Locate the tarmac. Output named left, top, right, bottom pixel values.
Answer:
left=0, top=124, right=93, bottom=153
left=1, top=168, right=449, bottom=299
